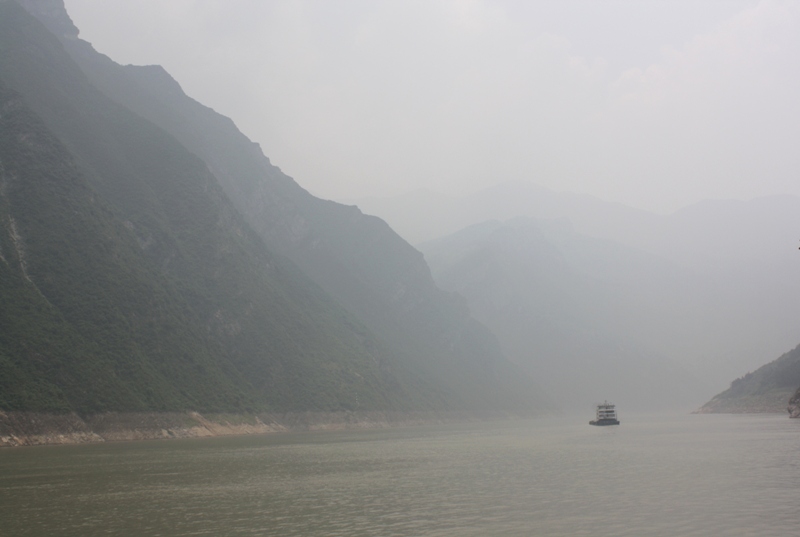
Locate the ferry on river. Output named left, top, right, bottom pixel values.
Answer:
left=590, top=401, right=620, bottom=426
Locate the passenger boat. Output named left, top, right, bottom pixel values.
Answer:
left=589, top=401, right=620, bottom=426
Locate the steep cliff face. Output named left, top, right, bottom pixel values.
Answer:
left=13, top=0, right=77, bottom=38
left=0, top=0, right=436, bottom=414
left=16, top=0, right=550, bottom=412
left=0, top=0, right=550, bottom=415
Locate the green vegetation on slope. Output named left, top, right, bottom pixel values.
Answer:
left=699, top=344, right=800, bottom=413
left=42, top=5, right=549, bottom=413
left=0, top=79, right=235, bottom=413
left=0, top=1, right=436, bottom=414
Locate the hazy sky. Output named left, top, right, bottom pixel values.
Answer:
left=64, top=0, right=799, bottom=213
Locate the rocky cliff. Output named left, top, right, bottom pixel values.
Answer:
left=0, top=0, right=551, bottom=421
left=15, top=0, right=550, bottom=412
left=0, top=0, right=431, bottom=414
left=787, top=388, right=800, bottom=418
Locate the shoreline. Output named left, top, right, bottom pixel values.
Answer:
left=0, top=410, right=516, bottom=448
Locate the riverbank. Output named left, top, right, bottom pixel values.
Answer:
left=693, top=388, right=794, bottom=415
left=0, top=410, right=509, bottom=447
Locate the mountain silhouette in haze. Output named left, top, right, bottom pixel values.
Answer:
left=418, top=218, right=708, bottom=411
left=356, top=182, right=800, bottom=401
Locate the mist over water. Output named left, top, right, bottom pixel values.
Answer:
left=4, top=2, right=800, bottom=535
left=2, top=414, right=799, bottom=536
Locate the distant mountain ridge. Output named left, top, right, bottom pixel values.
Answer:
left=354, top=182, right=800, bottom=387
left=418, top=217, right=707, bottom=411
left=346, top=183, right=655, bottom=247
left=350, top=182, right=800, bottom=278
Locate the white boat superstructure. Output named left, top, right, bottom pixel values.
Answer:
left=590, top=401, right=620, bottom=425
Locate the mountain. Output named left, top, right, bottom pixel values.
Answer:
left=418, top=218, right=708, bottom=411
left=0, top=0, right=440, bottom=414
left=353, top=183, right=800, bottom=387
left=698, top=344, right=800, bottom=414
left=346, top=182, right=656, bottom=247
left=0, top=0, right=547, bottom=416
left=15, top=0, right=549, bottom=413
left=0, top=78, right=340, bottom=413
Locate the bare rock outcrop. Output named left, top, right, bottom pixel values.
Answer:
left=787, top=388, right=800, bottom=418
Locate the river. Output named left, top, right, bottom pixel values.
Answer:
left=1, top=413, right=798, bottom=536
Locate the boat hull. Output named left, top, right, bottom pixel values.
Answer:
left=589, top=419, right=620, bottom=426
